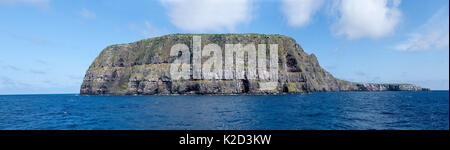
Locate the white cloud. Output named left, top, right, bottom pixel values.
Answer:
left=332, top=0, right=402, bottom=39
left=79, top=8, right=96, bottom=19
left=0, top=0, right=50, bottom=9
left=280, top=0, right=324, bottom=27
left=160, top=0, right=254, bottom=32
left=395, top=7, right=449, bottom=51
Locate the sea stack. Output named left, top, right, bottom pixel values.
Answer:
left=80, top=34, right=429, bottom=95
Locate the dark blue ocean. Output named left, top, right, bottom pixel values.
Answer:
left=0, top=91, right=448, bottom=130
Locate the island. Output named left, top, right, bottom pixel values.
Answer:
left=80, top=34, right=429, bottom=95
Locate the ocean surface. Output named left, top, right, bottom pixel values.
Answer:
left=0, top=91, right=448, bottom=130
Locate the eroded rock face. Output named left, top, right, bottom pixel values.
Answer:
left=80, top=34, right=429, bottom=95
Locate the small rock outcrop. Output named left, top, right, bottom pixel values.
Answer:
left=80, top=34, right=429, bottom=95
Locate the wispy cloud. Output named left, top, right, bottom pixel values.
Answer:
left=395, top=6, right=449, bottom=51
left=2, top=64, right=21, bottom=71
left=79, top=8, right=96, bottom=19
left=280, top=0, right=324, bottom=27
left=35, top=59, right=48, bottom=65
left=331, top=0, right=402, bottom=39
left=3, top=31, right=50, bottom=46
left=29, top=69, right=46, bottom=74
left=43, top=79, right=59, bottom=86
left=129, top=21, right=166, bottom=38
left=0, top=75, right=81, bottom=94
left=0, top=0, right=50, bottom=9
left=354, top=71, right=367, bottom=77
left=0, top=76, right=30, bottom=89
left=160, top=0, right=254, bottom=32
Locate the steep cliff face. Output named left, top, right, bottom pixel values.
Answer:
left=80, top=34, right=428, bottom=95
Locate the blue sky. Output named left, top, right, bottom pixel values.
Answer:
left=0, top=0, right=448, bottom=94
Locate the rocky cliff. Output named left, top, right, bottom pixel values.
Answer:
left=80, top=34, right=429, bottom=95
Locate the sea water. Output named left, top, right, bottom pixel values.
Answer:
left=0, top=91, right=448, bottom=130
